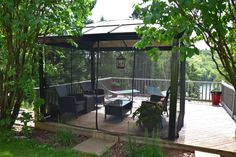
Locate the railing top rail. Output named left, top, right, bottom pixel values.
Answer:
left=185, top=80, right=221, bottom=84
left=35, top=77, right=222, bottom=89
left=112, top=77, right=221, bottom=84
left=35, top=77, right=112, bottom=89
left=222, top=81, right=235, bottom=91
left=111, top=77, right=170, bottom=81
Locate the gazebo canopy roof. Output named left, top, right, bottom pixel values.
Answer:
left=38, top=19, right=172, bottom=51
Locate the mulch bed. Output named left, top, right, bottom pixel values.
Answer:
left=29, top=129, right=88, bottom=148
left=103, top=142, right=194, bottom=157
left=13, top=125, right=88, bottom=149
left=13, top=125, right=194, bottom=157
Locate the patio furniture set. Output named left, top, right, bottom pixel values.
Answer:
left=56, top=81, right=169, bottom=121
left=55, top=82, right=105, bottom=116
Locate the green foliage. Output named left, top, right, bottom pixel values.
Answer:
left=111, top=81, right=121, bottom=87
left=0, top=0, right=95, bottom=129
left=21, top=101, right=33, bottom=110
left=186, top=50, right=224, bottom=81
left=45, top=47, right=91, bottom=85
left=132, top=102, right=163, bottom=131
left=0, top=116, right=12, bottom=129
left=134, top=0, right=236, bottom=90
left=18, top=111, right=33, bottom=137
left=55, top=128, right=75, bottom=146
left=0, top=128, right=14, bottom=142
left=0, top=137, right=97, bottom=157
left=211, top=88, right=222, bottom=92
left=33, top=98, right=45, bottom=121
left=186, top=83, right=200, bottom=99
left=102, top=147, right=113, bottom=157
left=99, top=51, right=171, bottom=80
left=98, top=51, right=134, bottom=78
left=126, top=130, right=165, bottom=157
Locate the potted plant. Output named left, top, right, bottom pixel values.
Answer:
left=111, top=81, right=121, bottom=91
left=211, top=88, right=222, bottom=105
left=132, top=101, right=163, bottom=131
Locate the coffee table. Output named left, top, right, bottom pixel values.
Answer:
left=105, top=100, right=132, bottom=121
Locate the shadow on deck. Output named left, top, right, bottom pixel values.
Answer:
left=67, top=96, right=170, bottom=138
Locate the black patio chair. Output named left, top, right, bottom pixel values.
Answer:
left=149, top=87, right=170, bottom=117
left=150, top=95, right=164, bottom=102
left=55, top=86, right=86, bottom=116
left=79, top=81, right=105, bottom=105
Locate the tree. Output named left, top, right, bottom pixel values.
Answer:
left=0, top=0, right=95, bottom=130
left=186, top=50, right=224, bottom=81
left=134, top=0, right=236, bottom=90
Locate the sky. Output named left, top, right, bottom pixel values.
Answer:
left=89, top=0, right=209, bottom=50
left=90, top=0, right=142, bottom=22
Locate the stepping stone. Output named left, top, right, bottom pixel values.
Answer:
left=195, top=150, right=221, bottom=157
left=73, top=138, right=116, bottom=156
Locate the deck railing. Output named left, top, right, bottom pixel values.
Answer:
left=41, top=77, right=223, bottom=116
left=185, top=80, right=221, bottom=101
left=99, top=77, right=170, bottom=94
left=100, top=77, right=221, bottom=101
left=221, top=82, right=236, bottom=119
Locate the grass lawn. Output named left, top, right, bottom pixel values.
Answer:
left=0, top=137, right=97, bottom=157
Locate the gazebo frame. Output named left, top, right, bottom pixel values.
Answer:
left=38, top=19, right=186, bottom=140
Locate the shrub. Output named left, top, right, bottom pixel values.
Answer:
left=19, top=111, right=33, bottom=137
left=126, top=130, right=165, bottom=157
left=55, top=128, right=74, bottom=146
left=132, top=101, right=163, bottom=131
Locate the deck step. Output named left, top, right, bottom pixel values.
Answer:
left=73, top=138, right=116, bottom=156
left=195, top=150, right=221, bottom=157
left=72, top=131, right=118, bottom=156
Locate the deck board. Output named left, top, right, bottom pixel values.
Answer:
left=67, top=97, right=236, bottom=153
left=175, top=101, right=236, bottom=152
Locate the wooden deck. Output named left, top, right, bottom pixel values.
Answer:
left=175, top=101, right=236, bottom=153
left=65, top=97, right=236, bottom=153
left=67, top=96, right=148, bottom=135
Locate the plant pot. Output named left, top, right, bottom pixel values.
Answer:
left=138, top=118, right=162, bottom=131
left=111, top=86, right=119, bottom=91
left=139, top=122, right=157, bottom=131
left=211, top=91, right=221, bottom=105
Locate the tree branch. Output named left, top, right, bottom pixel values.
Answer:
left=202, top=34, right=229, bottom=78
left=230, top=0, right=236, bottom=14
left=210, top=49, right=230, bottom=82
left=228, top=0, right=236, bottom=22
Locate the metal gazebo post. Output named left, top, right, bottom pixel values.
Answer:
left=95, top=41, right=100, bottom=130
left=70, top=48, right=73, bottom=94
left=131, top=51, right=136, bottom=102
left=91, top=51, right=96, bottom=90
left=39, top=51, right=45, bottom=117
left=177, top=43, right=186, bottom=132
left=90, top=50, right=97, bottom=129
left=95, top=51, right=99, bottom=130
left=168, top=38, right=180, bottom=140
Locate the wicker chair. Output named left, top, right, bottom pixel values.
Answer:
left=79, top=81, right=105, bottom=105
left=149, top=87, right=170, bottom=116
left=55, top=86, right=86, bottom=115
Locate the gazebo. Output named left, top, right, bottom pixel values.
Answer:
left=38, top=19, right=186, bottom=140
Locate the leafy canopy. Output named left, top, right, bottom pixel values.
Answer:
left=0, top=0, right=95, bottom=129
left=134, top=0, right=236, bottom=89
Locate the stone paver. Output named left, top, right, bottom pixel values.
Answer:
left=195, top=150, right=221, bottom=157
left=73, top=138, right=116, bottom=156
